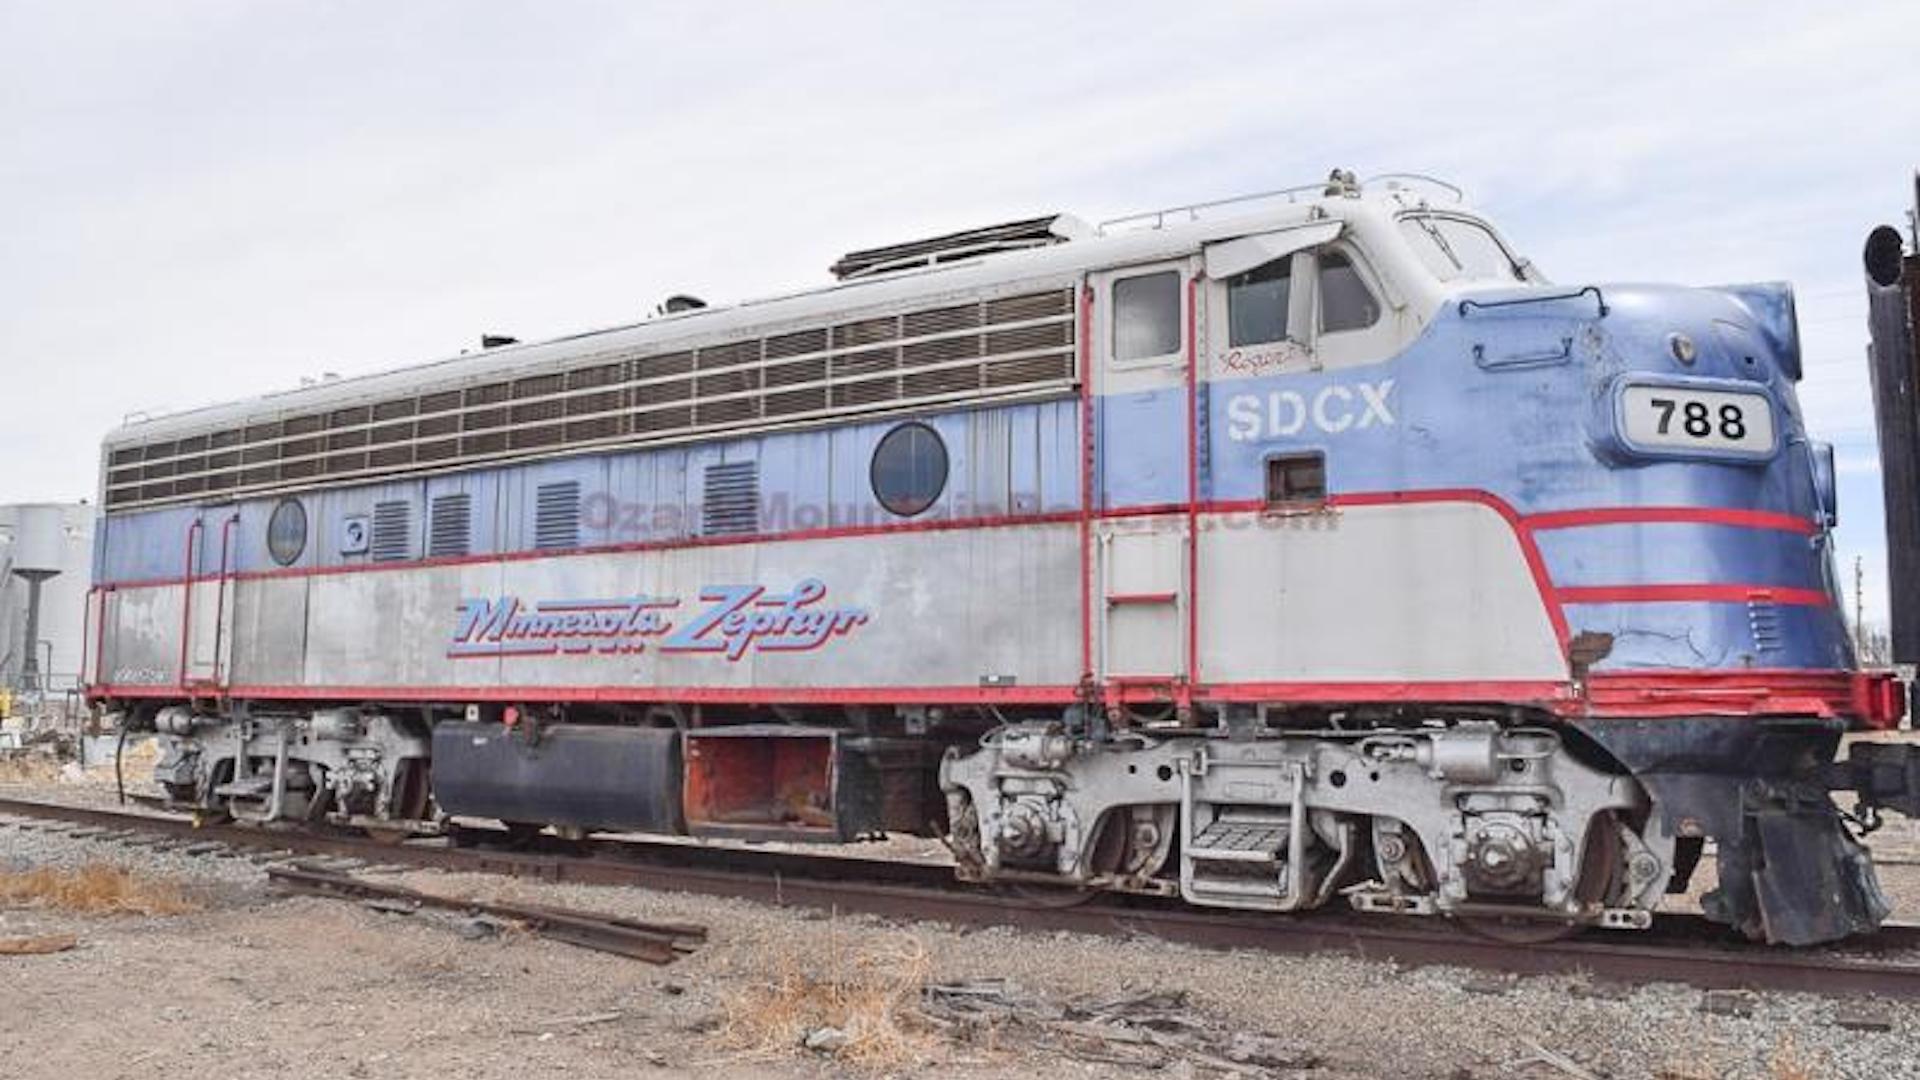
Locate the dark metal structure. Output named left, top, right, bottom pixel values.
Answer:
left=1864, top=174, right=1920, bottom=662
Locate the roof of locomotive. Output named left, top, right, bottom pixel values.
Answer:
left=102, top=182, right=1467, bottom=449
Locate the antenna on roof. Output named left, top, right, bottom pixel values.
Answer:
left=481, top=334, right=520, bottom=349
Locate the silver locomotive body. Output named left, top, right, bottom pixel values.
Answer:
left=87, top=179, right=1917, bottom=943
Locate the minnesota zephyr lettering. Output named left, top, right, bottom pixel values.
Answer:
left=449, top=597, right=677, bottom=658
left=662, top=579, right=870, bottom=660
left=447, top=580, right=869, bottom=660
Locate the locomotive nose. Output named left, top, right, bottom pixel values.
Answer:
left=1708, top=282, right=1802, bottom=382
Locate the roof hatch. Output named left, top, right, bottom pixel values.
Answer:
left=830, top=214, right=1088, bottom=280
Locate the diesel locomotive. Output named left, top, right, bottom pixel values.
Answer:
left=84, top=172, right=1920, bottom=945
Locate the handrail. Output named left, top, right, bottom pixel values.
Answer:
left=1099, top=183, right=1331, bottom=231
left=78, top=586, right=93, bottom=693
left=208, top=513, right=239, bottom=688
left=175, top=518, right=203, bottom=691
left=88, top=586, right=111, bottom=692
left=1458, top=285, right=1609, bottom=319
left=1099, top=171, right=1469, bottom=232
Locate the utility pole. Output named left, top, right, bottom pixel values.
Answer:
left=1856, top=555, right=1867, bottom=661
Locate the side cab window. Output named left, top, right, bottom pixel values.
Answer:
left=1111, top=269, right=1185, bottom=366
left=1217, top=244, right=1394, bottom=373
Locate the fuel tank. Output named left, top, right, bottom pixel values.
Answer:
left=431, top=721, right=684, bottom=834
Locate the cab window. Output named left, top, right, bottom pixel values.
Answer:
left=1399, top=215, right=1523, bottom=283
left=1318, top=251, right=1379, bottom=333
left=1226, top=258, right=1292, bottom=347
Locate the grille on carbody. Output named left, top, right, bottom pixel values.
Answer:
left=427, top=493, right=472, bottom=558
left=102, top=287, right=1078, bottom=511
left=534, top=481, right=582, bottom=550
left=1748, top=595, right=1784, bottom=654
left=370, top=500, right=413, bottom=562
left=701, top=462, right=759, bottom=536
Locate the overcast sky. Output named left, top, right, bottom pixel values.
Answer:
left=2, top=3, right=1915, bottom=619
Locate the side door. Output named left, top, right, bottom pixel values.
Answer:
left=180, top=505, right=239, bottom=688
left=1090, top=258, right=1197, bottom=683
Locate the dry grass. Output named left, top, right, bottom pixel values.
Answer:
left=717, top=921, right=940, bottom=1069
left=1769, top=1036, right=1821, bottom=1080
left=0, top=862, right=200, bottom=916
left=1658, top=1036, right=1826, bottom=1080
left=0, top=753, right=61, bottom=784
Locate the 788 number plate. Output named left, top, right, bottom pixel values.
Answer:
left=1620, top=384, right=1775, bottom=457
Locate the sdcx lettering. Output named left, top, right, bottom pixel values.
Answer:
left=1225, top=378, right=1396, bottom=441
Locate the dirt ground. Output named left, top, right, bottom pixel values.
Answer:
left=5, top=756, right=1920, bottom=1079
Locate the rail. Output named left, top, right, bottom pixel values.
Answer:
left=2, top=794, right=1918, bottom=998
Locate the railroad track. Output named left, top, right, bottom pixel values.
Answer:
left=3, top=793, right=1918, bottom=998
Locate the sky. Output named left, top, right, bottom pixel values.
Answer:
left=2, top=2, right=1916, bottom=622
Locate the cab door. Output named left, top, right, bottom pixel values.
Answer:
left=1090, top=258, right=1197, bottom=683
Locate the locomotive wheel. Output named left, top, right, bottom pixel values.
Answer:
left=1457, top=814, right=1626, bottom=944
left=362, top=761, right=432, bottom=845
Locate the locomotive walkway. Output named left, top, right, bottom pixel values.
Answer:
left=3, top=794, right=1917, bottom=999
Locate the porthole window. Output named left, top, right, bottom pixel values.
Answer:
left=870, top=422, right=948, bottom=518
left=266, top=498, right=308, bottom=566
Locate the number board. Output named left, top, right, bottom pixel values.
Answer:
left=1620, top=384, right=1774, bottom=458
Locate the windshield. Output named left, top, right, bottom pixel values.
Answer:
left=1398, top=215, right=1527, bottom=283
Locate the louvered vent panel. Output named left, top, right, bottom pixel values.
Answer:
left=509, top=373, right=566, bottom=449
left=985, top=352, right=1075, bottom=386
left=565, top=362, right=627, bottom=442
left=986, top=290, right=1072, bottom=323
left=701, top=462, right=760, bottom=536
left=461, top=383, right=510, bottom=456
left=763, top=328, right=828, bottom=417
left=902, top=364, right=984, bottom=398
left=901, top=329, right=985, bottom=398
left=633, top=351, right=695, bottom=433
left=832, top=349, right=899, bottom=406
left=415, top=438, right=459, bottom=463
left=428, top=493, right=473, bottom=558
left=325, top=406, right=371, bottom=476
left=370, top=500, right=414, bottom=562
left=418, top=390, right=462, bottom=445
left=103, top=287, right=1078, bottom=511
left=534, top=481, right=582, bottom=550
left=903, top=303, right=982, bottom=337
left=171, top=436, right=207, bottom=492
left=693, top=342, right=761, bottom=426
left=281, top=414, right=324, bottom=480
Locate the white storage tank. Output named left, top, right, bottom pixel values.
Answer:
left=0, top=502, right=94, bottom=695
